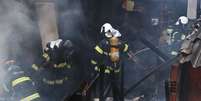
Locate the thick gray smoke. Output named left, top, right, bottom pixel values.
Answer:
left=0, top=0, right=36, bottom=100
left=0, top=0, right=36, bottom=61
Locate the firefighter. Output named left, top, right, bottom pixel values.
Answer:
left=160, top=16, right=189, bottom=57
left=32, top=39, right=82, bottom=101
left=90, top=23, right=129, bottom=101
left=1, top=59, right=41, bottom=101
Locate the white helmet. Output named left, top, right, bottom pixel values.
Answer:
left=101, top=23, right=121, bottom=38
left=49, top=39, right=63, bottom=49
left=175, top=16, right=189, bottom=25
left=101, top=23, right=113, bottom=33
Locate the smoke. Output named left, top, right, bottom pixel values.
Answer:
left=0, top=0, right=37, bottom=100
left=37, top=0, right=86, bottom=100
left=122, top=0, right=179, bottom=100
left=122, top=0, right=188, bottom=100
left=0, top=0, right=186, bottom=100
left=0, top=0, right=36, bottom=61
left=1, top=0, right=86, bottom=99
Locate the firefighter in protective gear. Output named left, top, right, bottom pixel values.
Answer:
left=160, top=22, right=188, bottom=57
left=160, top=16, right=189, bottom=57
left=175, top=16, right=189, bottom=41
left=32, top=39, right=82, bottom=101
left=1, top=60, right=41, bottom=101
left=90, top=23, right=129, bottom=101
